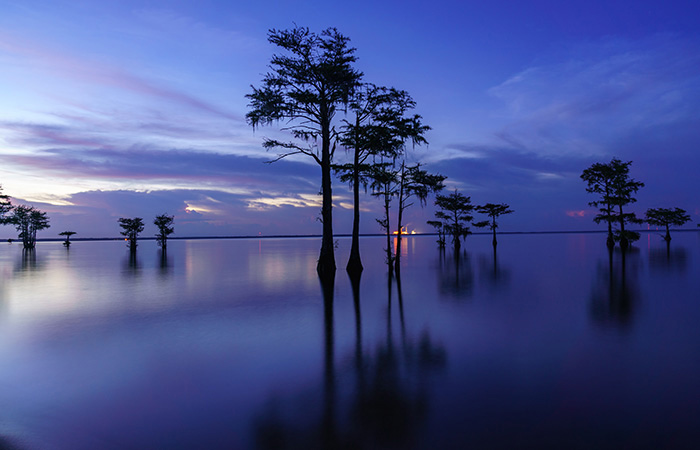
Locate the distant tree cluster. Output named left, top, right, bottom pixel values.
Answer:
left=118, top=214, right=175, bottom=252
left=0, top=185, right=51, bottom=249
left=427, top=190, right=513, bottom=251
left=429, top=190, right=473, bottom=250
left=1, top=183, right=175, bottom=253
left=581, top=158, right=691, bottom=249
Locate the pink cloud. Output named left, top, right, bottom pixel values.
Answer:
left=566, top=210, right=586, bottom=218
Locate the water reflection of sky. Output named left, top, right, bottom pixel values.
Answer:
left=0, top=233, right=699, bottom=448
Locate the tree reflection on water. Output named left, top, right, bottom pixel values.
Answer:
left=649, top=243, right=688, bottom=274
left=254, top=272, right=446, bottom=449
left=477, top=247, right=511, bottom=291
left=15, top=248, right=39, bottom=274
left=436, top=249, right=474, bottom=299
left=158, top=249, right=172, bottom=277
left=589, top=248, right=641, bottom=328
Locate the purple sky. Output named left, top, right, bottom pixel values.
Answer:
left=1, top=0, right=699, bottom=238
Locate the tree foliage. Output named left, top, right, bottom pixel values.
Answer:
left=369, top=160, right=400, bottom=268
left=581, top=161, right=618, bottom=246
left=59, top=231, right=76, bottom=247
left=368, top=160, right=444, bottom=272
left=474, top=203, right=513, bottom=248
left=0, top=185, right=12, bottom=225
left=118, top=217, right=144, bottom=252
left=393, top=162, right=445, bottom=270
left=581, top=158, right=644, bottom=249
left=10, top=205, right=50, bottom=249
left=154, top=214, right=175, bottom=249
left=246, top=26, right=363, bottom=279
left=432, top=190, right=474, bottom=251
left=335, top=85, right=430, bottom=274
left=427, top=220, right=447, bottom=248
left=645, top=207, right=691, bottom=241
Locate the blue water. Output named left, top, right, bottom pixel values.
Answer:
left=0, top=233, right=699, bottom=448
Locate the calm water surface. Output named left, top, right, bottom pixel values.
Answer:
left=1, top=233, right=699, bottom=449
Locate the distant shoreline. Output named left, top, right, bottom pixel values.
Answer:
left=4, top=228, right=696, bottom=243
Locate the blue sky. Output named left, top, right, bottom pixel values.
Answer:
left=1, top=0, right=699, bottom=238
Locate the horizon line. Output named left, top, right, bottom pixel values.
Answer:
left=6, top=228, right=698, bottom=243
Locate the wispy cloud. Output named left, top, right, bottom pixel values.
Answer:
left=0, top=30, right=243, bottom=121
left=1, top=145, right=318, bottom=192
left=132, top=8, right=260, bottom=54
left=487, top=34, right=700, bottom=157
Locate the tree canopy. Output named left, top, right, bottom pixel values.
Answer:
left=393, top=162, right=445, bottom=270
left=433, top=190, right=474, bottom=251
left=246, top=26, right=363, bottom=279
left=474, top=203, right=514, bottom=248
left=10, top=205, right=50, bottom=249
left=118, top=217, right=145, bottom=251
left=0, top=185, right=12, bottom=225
left=645, top=207, right=691, bottom=241
left=154, top=214, right=175, bottom=249
left=581, top=158, right=644, bottom=249
left=335, top=85, right=429, bottom=275
left=59, top=231, right=76, bottom=247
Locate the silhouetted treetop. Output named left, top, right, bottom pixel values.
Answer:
left=582, top=158, right=644, bottom=249
left=645, top=207, right=691, bottom=242
left=0, top=185, right=12, bottom=225
left=59, top=230, right=76, bottom=247
left=246, top=26, right=362, bottom=164
left=10, top=205, right=50, bottom=249
left=154, top=214, right=174, bottom=249
left=433, top=190, right=474, bottom=251
left=474, top=203, right=513, bottom=248
left=118, top=217, right=144, bottom=252
left=246, top=25, right=364, bottom=279
left=334, top=84, right=429, bottom=275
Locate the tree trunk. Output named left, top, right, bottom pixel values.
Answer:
left=664, top=225, right=671, bottom=242
left=394, top=164, right=405, bottom=273
left=317, top=120, right=336, bottom=280
left=605, top=203, right=615, bottom=248
left=384, top=192, right=393, bottom=276
left=346, top=144, right=363, bottom=276
left=492, top=224, right=497, bottom=248
left=619, top=205, right=628, bottom=252
left=452, top=211, right=460, bottom=252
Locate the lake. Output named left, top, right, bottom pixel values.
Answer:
left=1, top=232, right=699, bottom=449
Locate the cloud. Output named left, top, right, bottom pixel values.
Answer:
left=0, top=30, right=243, bottom=121
left=424, top=34, right=700, bottom=231
left=434, top=144, right=587, bottom=188
left=132, top=8, right=259, bottom=54
left=1, top=145, right=319, bottom=195
left=487, top=34, right=700, bottom=157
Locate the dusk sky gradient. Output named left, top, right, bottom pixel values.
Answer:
left=2, top=0, right=699, bottom=238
